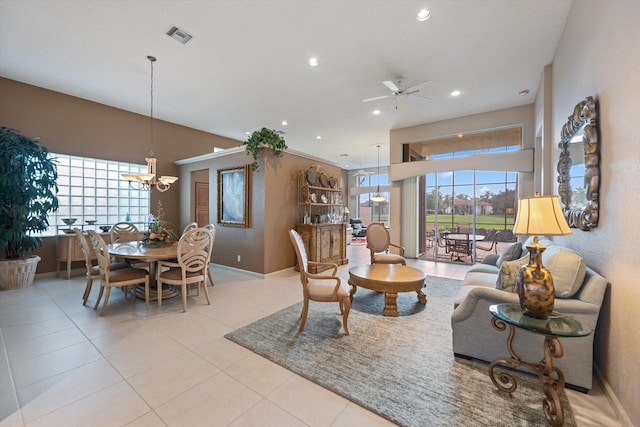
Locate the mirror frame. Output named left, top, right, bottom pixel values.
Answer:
left=557, top=96, right=599, bottom=231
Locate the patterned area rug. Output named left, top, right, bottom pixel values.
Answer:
left=225, top=276, right=576, bottom=427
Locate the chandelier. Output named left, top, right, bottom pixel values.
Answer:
left=121, top=55, right=178, bottom=192
left=370, top=144, right=386, bottom=202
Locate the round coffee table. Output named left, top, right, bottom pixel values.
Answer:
left=348, top=264, right=427, bottom=316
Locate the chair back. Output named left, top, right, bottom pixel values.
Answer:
left=289, top=229, right=309, bottom=280
left=74, top=228, right=94, bottom=271
left=87, top=230, right=111, bottom=278
left=366, top=223, right=390, bottom=253
left=111, top=222, right=139, bottom=243
left=181, top=222, right=198, bottom=236
left=177, top=228, right=211, bottom=274
left=205, top=223, right=217, bottom=246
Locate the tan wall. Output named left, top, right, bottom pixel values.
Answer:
left=0, top=77, right=239, bottom=274
left=550, top=1, right=640, bottom=424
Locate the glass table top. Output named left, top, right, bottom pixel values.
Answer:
left=489, top=303, right=592, bottom=337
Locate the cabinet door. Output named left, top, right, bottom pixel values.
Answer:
left=330, top=228, right=342, bottom=258
left=319, top=228, right=332, bottom=261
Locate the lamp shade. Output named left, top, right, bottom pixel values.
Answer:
left=513, top=194, right=571, bottom=236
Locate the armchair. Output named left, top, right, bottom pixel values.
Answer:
left=365, top=222, right=406, bottom=265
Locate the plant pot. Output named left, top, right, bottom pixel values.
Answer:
left=0, top=255, right=41, bottom=290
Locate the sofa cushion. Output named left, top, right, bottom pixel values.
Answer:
left=467, top=264, right=500, bottom=275
left=463, top=271, right=499, bottom=288
left=496, top=242, right=522, bottom=266
left=541, top=245, right=586, bottom=298
left=495, top=256, right=529, bottom=293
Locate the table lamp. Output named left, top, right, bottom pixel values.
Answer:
left=512, top=193, right=572, bottom=319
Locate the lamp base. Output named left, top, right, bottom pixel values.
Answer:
left=517, top=241, right=555, bottom=319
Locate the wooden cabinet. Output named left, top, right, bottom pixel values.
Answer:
left=56, top=232, right=111, bottom=279
left=295, top=223, right=348, bottom=273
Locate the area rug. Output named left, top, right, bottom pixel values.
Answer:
left=225, top=276, right=576, bottom=427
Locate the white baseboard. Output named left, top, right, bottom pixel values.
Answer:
left=594, top=365, right=634, bottom=427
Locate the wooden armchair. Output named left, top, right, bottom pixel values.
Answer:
left=365, top=223, right=406, bottom=265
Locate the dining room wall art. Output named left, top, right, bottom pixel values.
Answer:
left=217, top=165, right=250, bottom=227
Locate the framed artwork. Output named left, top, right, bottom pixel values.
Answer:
left=217, top=165, right=250, bottom=227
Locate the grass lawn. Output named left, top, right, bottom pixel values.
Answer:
left=426, top=214, right=514, bottom=230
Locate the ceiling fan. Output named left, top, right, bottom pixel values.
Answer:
left=363, top=77, right=432, bottom=109
left=349, top=169, right=375, bottom=177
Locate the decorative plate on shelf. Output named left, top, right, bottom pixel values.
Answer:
left=310, top=193, right=317, bottom=203
left=321, top=194, right=328, bottom=204
left=319, top=173, right=329, bottom=187
left=329, top=177, right=337, bottom=188
left=306, top=167, right=317, bottom=185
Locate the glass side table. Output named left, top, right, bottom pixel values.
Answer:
left=488, top=303, right=592, bottom=427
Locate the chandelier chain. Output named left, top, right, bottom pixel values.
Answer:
left=148, top=55, right=155, bottom=157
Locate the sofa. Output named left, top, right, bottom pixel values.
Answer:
left=451, top=236, right=608, bottom=391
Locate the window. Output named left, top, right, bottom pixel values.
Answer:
left=46, top=153, right=150, bottom=235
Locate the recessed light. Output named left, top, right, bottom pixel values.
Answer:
left=373, top=110, right=381, bottom=115
left=417, top=8, right=431, bottom=21
left=309, top=57, right=318, bottom=67
left=245, top=131, right=251, bottom=135
left=281, top=121, right=288, bottom=126
left=519, top=89, right=530, bottom=96
left=451, top=90, right=461, bottom=97
left=458, top=134, right=464, bottom=138
left=316, top=136, right=322, bottom=140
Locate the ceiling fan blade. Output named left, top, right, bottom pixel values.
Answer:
left=408, top=93, right=431, bottom=104
left=383, top=80, right=400, bottom=92
left=362, top=95, right=390, bottom=103
left=406, top=80, right=433, bottom=92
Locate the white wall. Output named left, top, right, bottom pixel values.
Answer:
left=551, top=1, right=640, bottom=424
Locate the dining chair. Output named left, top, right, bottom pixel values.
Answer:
left=289, top=229, right=350, bottom=335
left=182, top=222, right=198, bottom=236
left=476, top=230, right=500, bottom=254
left=365, top=222, right=406, bottom=265
left=110, top=222, right=140, bottom=243
left=74, top=228, right=129, bottom=305
left=204, top=223, right=216, bottom=286
left=156, top=228, right=212, bottom=312
left=87, top=230, right=150, bottom=315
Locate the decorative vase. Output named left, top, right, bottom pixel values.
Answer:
left=516, top=245, right=554, bottom=319
left=0, top=255, right=41, bottom=290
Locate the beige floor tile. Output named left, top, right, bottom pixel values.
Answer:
left=266, top=375, right=350, bottom=427
left=6, top=327, right=87, bottom=362
left=192, top=336, right=253, bottom=370
left=225, top=353, right=294, bottom=396
left=124, top=411, right=166, bottom=427
left=16, top=358, right=122, bottom=423
left=331, top=402, right=398, bottom=427
left=127, top=350, right=220, bottom=408
left=10, top=341, right=103, bottom=389
left=155, top=372, right=261, bottom=426
left=0, top=391, right=21, bottom=425
left=27, top=381, right=150, bottom=427
left=228, top=399, right=306, bottom=427
left=144, top=310, right=231, bottom=349
left=105, top=334, right=188, bottom=379
left=1, top=316, right=75, bottom=344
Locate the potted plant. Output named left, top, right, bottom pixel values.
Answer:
left=0, top=127, right=59, bottom=290
left=243, top=127, right=288, bottom=171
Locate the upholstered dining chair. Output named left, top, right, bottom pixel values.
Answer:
left=74, top=228, right=128, bottom=305
left=87, top=230, right=150, bottom=315
left=365, top=222, right=406, bottom=265
left=156, top=228, right=212, bottom=312
left=289, top=229, right=350, bottom=335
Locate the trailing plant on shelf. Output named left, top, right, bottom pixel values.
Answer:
left=0, top=127, right=59, bottom=289
left=243, top=127, right=288, bottom=172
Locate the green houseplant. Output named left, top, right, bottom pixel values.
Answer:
left=0, top=127, right=59, bottom=290
left=243, top=127, right=288, bottom=171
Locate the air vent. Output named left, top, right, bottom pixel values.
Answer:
left=166, top=26, right=193, bottom=44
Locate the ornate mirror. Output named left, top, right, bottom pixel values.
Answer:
left=557, top=96, right=599, bottom=230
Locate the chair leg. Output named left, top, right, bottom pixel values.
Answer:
left=100, top=287, right=112, bottom=316
left=82, top=278, right=93, bottom=305
left=157, top=278, right=163, bottom=307
left=207, top=269, right=214, bottom=287
left=341, top=296, right=351, bottom=336
left=181, top=284, right=187, bottom=312
left=94, top=286, right=104, bottom=310
left=201, top=280, right=211, bottom=305
left=144, top=278, right=149, bottom=306
left=298, top=297, right=309, bottom=333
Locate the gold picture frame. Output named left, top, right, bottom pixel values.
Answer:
left=217, top=165, right=250, bottom=227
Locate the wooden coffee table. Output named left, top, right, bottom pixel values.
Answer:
left=348, top=264, right=427, bottom=316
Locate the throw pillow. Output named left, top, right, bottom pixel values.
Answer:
left=496, top=242, right=523, bottom=266
left=541, top=245, right=586, bottom=298
left=495, top=256, right=529, bottom=293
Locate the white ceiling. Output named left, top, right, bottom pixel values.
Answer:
left=0, top=0, right=573, bottom=169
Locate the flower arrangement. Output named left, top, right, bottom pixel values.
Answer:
left=141, top=201, right=177, bottom=247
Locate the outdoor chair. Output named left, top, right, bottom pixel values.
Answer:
left=365, top=222, right=406, bottom=265
left=289, top=229, right=350, bottom=335
left=475, top=230, right=500, bottom=254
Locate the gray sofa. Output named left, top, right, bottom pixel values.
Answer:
left=451, top=236, right=608, bottom=391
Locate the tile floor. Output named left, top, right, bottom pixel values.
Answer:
left=0, top=243, right=623, bottom=426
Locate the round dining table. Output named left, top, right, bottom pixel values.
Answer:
left=106, top=241, right=179, bottom=300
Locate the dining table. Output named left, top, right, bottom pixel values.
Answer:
left=445, top=233, right=486, bottom=262
left=106, top=241, right=179, bottom=301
